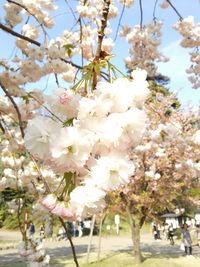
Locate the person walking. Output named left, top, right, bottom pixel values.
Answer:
left=152, top=222, right=158, bottom=240
left=181, top=223, right=193, bottom=256
left=29, top=221, right=35, bottom=239
left=195, top=224, right=200, bottom=246
left=168, top=223, right=174, bottom=245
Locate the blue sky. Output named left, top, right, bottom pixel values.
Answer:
left=0, top=0, right=200, bottom=107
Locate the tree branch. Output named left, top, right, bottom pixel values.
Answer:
left=0, top=82, right=25, bottom=138
left=0, top=119, right=5, bottom=134
left=114, top=0, right=126, bottom=41
left=166, top=0, right=183, bottom=20
left=153, top=0, right=159, bottom=21
left=95, top=0, right=111, bottom=59
left=0, top=22, right=109, bottom=81
left=0, top=23, right=41, bottom=46
left=59, top=217, right=79, bottom=267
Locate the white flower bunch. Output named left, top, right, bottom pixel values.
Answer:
left=173, top=16, right=200, bottom=89
left=123, top=21, right=168, bottom=77
left=25, top=69, right=149, bottom=219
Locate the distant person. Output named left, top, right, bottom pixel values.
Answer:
left=196, top=224, right=200, bottom=246
left=168, top=223, right=174, bottom=245
left=181, top=223, right=193, bottom=256
left=29, top=221, right=35, bottom=239
left=152, top=222, right=158, bottom=240
left=39, top=223, right=45, bottom=239
left=163, top=223, right=169, bottom=240
left=156, top=223, right=161, bottom=240
left=57, top=227, right=64, bottom=241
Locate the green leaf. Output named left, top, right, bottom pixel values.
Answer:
left=63, top=172, right=75, bottom=196
left=63, top=118, right=74, bottom=127
left=63, top=44, right=75, bottom=57
left=22, top=95, right=30, bottom=104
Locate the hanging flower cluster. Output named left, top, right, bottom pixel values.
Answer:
left=24, top=69, right=149, bottom=220
left=4, top=0, right=57, bottom=28
left=173, top=16, right=200, bottom=89
left=120, top=21, right=168, bottom=78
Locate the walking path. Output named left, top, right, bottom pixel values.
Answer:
left=0, top=230, right=200, bottom=266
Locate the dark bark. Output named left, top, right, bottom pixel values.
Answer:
left=127, top=206, right=142, bottom=265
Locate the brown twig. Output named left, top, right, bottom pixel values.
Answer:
left=95, top=0, right=111, bottom=59
left=0, top=82, right=25, bottom=138
left=0, top=120, right=5, bottom=133
left=0, top=23, right=41, bottom=46
left=166, top=0, right=183, bottom=21
left=7, top=0, right=48, bottom=46
left=59, top=217, right=80, bottom=267
left=92, top=0, right=111, bottom=88
left=0, top=22, right=109, bottom=81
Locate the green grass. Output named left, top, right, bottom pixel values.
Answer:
left=1, top=252, right=200, bottom=267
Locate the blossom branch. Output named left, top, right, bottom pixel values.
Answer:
left=0, top=22, right=109, bottom=81
left=0, top=22, right=41, bottom=46
left=27, top=158, right=79, bottom=266
left=7, top=0, right=48, bottom=46
left=92, top=0, right=111, bottom=88
left=0, top=82, right=25, bottom=138
left=95, top=0, right=111, bottom=59
left=28, top=92, right=64, bottom=123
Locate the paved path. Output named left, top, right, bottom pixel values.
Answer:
left=0, top=230, right=200, bottom=266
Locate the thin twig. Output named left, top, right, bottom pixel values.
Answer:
left=166, top=0, right=183, bottom=20
left=0, top=120, right=5, bottom=133
left=78, top=17, right=84, bottom=67
left=114, top=0, right=126, bottom=41
left=0, top=82, right=25, bottom=138
left=7, top=0, right=48, bottom=46
left=0, top=23, right=41, bottom=46
left=0, top=22, right=109, bottom=80
left=54, top=73, right=60, bottom=87
left=59, top=217, right=80, bottom=267
left=153, top=0, right=159, bottom=21
left=139, top=0, right=143, bottom=31
left=28, top=92, right=64, bottom=123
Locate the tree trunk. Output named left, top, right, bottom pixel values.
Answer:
left=127, top=207, right=142, bottom=265
left=45, top=214, right=53, bottom=239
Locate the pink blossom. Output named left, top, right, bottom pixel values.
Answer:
left=59, top=92, right=73, bottom=104
left=40, top=194, right=57, bottom=211
left=51, top=201, right=76, bottom=221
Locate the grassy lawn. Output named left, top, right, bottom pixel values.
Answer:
left=1, top=252, right=200, bottom=267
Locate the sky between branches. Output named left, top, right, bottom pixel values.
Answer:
left=0, top=0, right=199, bottom=107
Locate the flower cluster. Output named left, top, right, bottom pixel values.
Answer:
left=4, top=0, right=56, bottom=28
left=18, top=239, right=50, bottom=267
left=24, top=69, right=149, bottom=219
left=173, top=16, right=200, bottom=89
left=121, top=21, right=168, bottom=78
left=124, top=91, right=200, bottom=215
